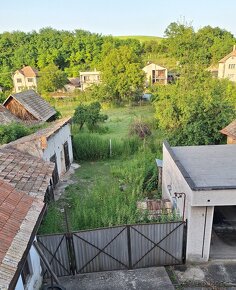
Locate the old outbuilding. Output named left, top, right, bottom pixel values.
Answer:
left=6, top=117, right=73, bottom=186
left=0, top=104, right=22, bottom=125
left=162, top=141, right=236, bottom=262
left=3, top=90, right=56, bottom=122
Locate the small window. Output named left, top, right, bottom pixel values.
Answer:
left=28, top=78, right=33, bottom=82
left=228, top=64, right=235, bottom=69
left=17, top=78, right=22, bottom=83
left=18, top=86, right=23, bottom=91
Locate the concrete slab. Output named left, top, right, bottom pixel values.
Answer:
left=172, top=260, right=236, bottom=289
left=57, top=267, right=175, bottom=290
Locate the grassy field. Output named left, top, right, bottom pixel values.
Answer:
left=39, top=103, right=168, bottom=234
left=114, top=35, right=163, bottom=43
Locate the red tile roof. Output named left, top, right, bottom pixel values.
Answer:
left=220, top=120, right=236, bottom=139
left=18, top=66, right=38, bottom=77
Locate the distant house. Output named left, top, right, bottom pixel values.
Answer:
left=64, top=77, right=81, bottom=92
left=142, top=63, right=168, bottom=86
left=80, top=70, right=101, bottom=91
left=0, top=104, right=22, bottom=125
left=6, top=117, right=73, bottom=184
left=0, top=147, right=54, bottom=290
left=3, top=90, right=56, bottom=122
left=218, top=45, right=236, bottom=82
left=220, top=120, right=236, bottom=144
left=13, top=66, right=39, bottom=93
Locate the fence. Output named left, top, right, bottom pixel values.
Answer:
left=37, top=221, right=186, bottom=278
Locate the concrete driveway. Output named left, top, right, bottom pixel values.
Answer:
left=57, top=267, right=175, bottom=290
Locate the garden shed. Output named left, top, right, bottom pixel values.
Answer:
left=3, top=89, right=56, bottom=122
left=162, top=141, right=236, bottom=262
left=0, top=104, right=22, bottom=124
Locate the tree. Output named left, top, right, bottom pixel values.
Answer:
left=73, top=102, right=108, bottom=131
left=37, top=63, right=67, bottom=93
left=153, top=74, right=236, bottom=146
left=99, top=45, right=145, bottom=103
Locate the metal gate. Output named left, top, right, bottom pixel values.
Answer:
left=37, top=221, right=186, bottom=278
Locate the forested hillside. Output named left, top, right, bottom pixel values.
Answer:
left=0, top=22, right=235, bottom=91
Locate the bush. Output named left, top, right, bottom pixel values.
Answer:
left=0, top=123, right=32, bottom=144
left=129, top=118, right=152, bottom=139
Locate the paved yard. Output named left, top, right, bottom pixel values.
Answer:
left=56, top=267, right=175, bottom=290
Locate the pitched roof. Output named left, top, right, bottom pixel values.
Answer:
left=0, top=147, right=54, bottom=198
left=219, top=47, right=236, bottom=63
left=0, top=180, right=45, bottom=289
left=0, top=145, right=54, bottom=289
left=17, top=66, right=39, bottom=77
left=220, top=120, right=236, bottom=139
left=5, top=117, right=71, bottom=158
left=3, top=90, right=56, bottom=121
left=0, top=105, right=22, bottom=125
left=68, top=77, right=80, bottom=87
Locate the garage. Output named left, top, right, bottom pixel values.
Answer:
left=210, top=206, right=236, bottom=259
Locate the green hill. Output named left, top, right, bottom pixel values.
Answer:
left=114, top=35, right=163, bottom=43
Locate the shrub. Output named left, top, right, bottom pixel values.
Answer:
left=0, top=123, right=32, bottom=144
left=129, top=118, right=152, bottom=139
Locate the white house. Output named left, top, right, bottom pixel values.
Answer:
left=142, top=63, right=168, bottom=86
left=162, top=141, right=236, bottom=262
left=0, top=147, right=54, bottom=290
left=13, top=66, right=39, bottom=93
left=218, top=45, right=236, bottom=82
left=80, top=70, right=101, bottom=91
left=6, top=117, right=73, bottom=186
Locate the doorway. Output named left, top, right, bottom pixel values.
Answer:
left=210, top=206, right=236, bottom=259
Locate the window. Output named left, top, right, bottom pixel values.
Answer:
left=28, top=78, right=33, bottom=82
left=21, top=255, right=32, bottom=286
left=228, top=64, right=236, bottom=69
left=16, top=78, right=22, bottom=83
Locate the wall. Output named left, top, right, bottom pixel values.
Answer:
left=13, top=72, right=37, bottom=93
left=162, top=143, right=217, bottom=262
left=227, top=136, right=236, bottom=144
left=43, top=123, right=73, bottom=177
left=218, top=56, right=236, bottom=82
left=15, top=240, right=42, bottom=290
left=5, top=98, right=37, bottom=121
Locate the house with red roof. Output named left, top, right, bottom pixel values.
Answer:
left=13, top=66, right=39, bottom=93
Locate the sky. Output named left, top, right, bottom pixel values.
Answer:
left=1, top=0, right=236, bottom=37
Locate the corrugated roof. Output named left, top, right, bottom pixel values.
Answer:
left=3, top=90, right=56, bottom=121
left=220, top=120, right=236, bottom=139
left=0, top=105, right=22, bottom=125
left=17, top=66, right=39, bottom=77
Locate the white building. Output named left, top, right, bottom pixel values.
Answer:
left=7, top=117, right=73, bottom=186
left=162, top=141, right=236, bottom=262
left=142, top=63, right=168, bottom=86
left=80, top=70, right=101, bottom=91
left=218, top=45, right=236, bottom=82
left=13, top=66, right=39, bottom=93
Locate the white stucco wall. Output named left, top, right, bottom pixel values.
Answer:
left=218, top=56, right=236, bottom=82
left=15, top=240, right=42, bottom=290
left=43, top=123, right=73, bottom=177
left=162, top=143, right=220, bottom=262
